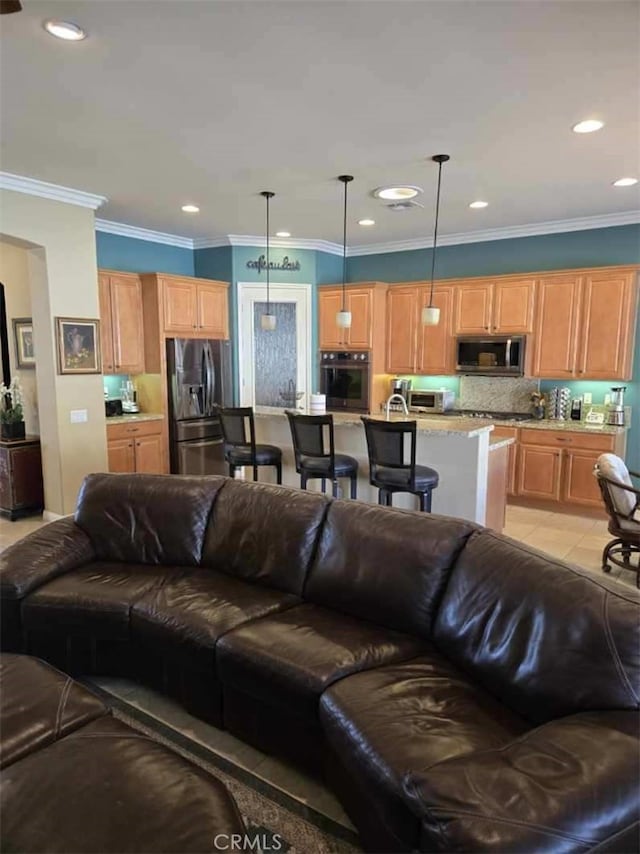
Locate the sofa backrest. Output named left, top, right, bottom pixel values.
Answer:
left=75, top=474, right=225, bottom=566
left=434, top=530, right=640, bottom=722
left=200, top=480, right=329, bottom=596
left=304, top=501, right=477, bottom=638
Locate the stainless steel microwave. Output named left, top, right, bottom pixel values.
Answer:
left=408, top=389, right=455, bottom=414
left=456, top=336, right=526, bottom=376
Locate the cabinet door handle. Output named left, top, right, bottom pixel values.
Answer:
left=126, top=427, right=139, bottom=433
left=555, top=437, right=570, bottom=442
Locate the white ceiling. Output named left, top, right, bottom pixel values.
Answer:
left=1, top=0, right=639, bottom=247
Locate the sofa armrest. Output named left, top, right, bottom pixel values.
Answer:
left=0, top=517, right=95, bottom=600
left=403, top=711, right=640, bottom=853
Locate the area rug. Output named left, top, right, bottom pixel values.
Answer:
left=103, top=695, right=361, bottom=854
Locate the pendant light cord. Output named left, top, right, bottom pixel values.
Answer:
left=428, top=159, right=444, bottom=308
left=342, top=179, right=348, bottom=311
left=266, top=193, right=271, bottom=313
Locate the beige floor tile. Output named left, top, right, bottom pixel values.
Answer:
left=542, top=513, right=598, bottom=533
left=502, top=522, right=538, bottom=540
left=505, top=507, right=553, bottom=525
left=564, top=545, right=605, bottom=572
left=574, top=532, right=614, bottom=550
left=523, top=526, right=584, bottom=546
left=520, top=535, right=576, bottom=560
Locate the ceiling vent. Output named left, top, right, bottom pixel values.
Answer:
left=386, top=200, right=424, bottom=212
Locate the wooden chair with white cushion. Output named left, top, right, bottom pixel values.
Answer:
left=594, top=453, right=640, bottom=588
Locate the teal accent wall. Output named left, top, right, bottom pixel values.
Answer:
left=347, top=224, right=640, bottom=282
left=96, top=232, right=194, bottom=275
left=316, top=250, right=343, bottom=285
left=193, top=246, right=233, bottom=281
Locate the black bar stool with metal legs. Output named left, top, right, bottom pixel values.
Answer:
left=361, top=417, right=439, bottom=512
left=217, top=406, right=282, bottom=483
left=286, top=411, right=358, bottom=498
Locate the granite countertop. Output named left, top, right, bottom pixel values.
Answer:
left=489, top=436, right=516, bottom=450
left=254, top=408, right=494, bottom=438
left=492, top=418, right=628, bottom=435
left=105, top=413, right=165, bottom=425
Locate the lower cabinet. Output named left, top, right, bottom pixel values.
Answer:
left=516, top=428, right=620, bottom=508
left=106, top=420, right=165, bottom=474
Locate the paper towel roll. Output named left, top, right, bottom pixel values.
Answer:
left=310, top=393, right=326, bottom=414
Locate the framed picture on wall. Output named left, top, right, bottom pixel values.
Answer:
left=12, top=318, right=35, bottom=369
left=55, top=317, right=101, bottom=374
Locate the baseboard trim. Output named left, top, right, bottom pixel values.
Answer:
left=42, top=510, right=64, bottom=523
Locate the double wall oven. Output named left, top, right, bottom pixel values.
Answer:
left=320, top=351, right=370, bottom=412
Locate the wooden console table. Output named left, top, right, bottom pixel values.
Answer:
left=0, top=436, right=44, bottom=520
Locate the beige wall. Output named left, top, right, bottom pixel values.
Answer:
left=0, top=240, right=39, bottom=435
left=0, top=189, right=107, bottom=515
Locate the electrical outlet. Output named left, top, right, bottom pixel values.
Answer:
left=582, top=392, right=592, bottom=404
left=70, top=409, right=88, bottom=423
left=604, top=394, right=611, bottom=406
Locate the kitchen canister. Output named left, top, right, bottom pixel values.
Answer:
left=546, top=387, right=571, bottom=420
left=310, top=393, right=326, bottom=415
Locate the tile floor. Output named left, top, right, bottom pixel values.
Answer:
left=0, top=503, right=637, bottom=831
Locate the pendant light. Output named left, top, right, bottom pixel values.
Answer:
left=336, top=175, right=354, bottom=329
left=422, top=154, right=450, bottom=326
left=260, top=191, right=276, bottom=331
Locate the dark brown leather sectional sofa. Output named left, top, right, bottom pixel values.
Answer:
left=0, top=653, right=245, bottom=853
left=1, top=473, right=639, bottom=853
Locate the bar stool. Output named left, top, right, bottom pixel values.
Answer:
left=286, top=411, right=358, bottom=498
left=217, top=406, right=282, bottom=483
left=361, top=417, right=439, bottom=512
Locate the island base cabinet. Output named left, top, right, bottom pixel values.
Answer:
left=107, top=421, right=165, bottom=474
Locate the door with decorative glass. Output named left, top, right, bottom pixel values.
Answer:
left=238, top=283, right=312, bottom=411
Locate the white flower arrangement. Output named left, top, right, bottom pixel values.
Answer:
left=0, top=376, right=25, bottom=424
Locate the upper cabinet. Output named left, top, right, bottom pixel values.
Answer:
left=318, top=283, right=385, bottom=350
left=161, top=277, right=229, bottom=338
left=532, top=267, right=638, bottom=380
left=454, top=278, right=535, bottom=335
left=386, top=285, right=455, bottom=375
left=98, top=271, right=145, bottom=374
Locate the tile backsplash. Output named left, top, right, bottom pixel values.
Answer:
left=458, top=376, right=540, bottom=412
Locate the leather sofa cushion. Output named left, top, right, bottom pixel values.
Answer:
left=0, top=653, right=107, bottom=768
left=434, top=530, right=640, bottom=723
left=217, top=603, right=425, bottom=718
left=0, top=716, right=246, bottom=853
left=403, top=711, right=640, bottom=853
left=304, top=501, right=476, bottom=638
left=0, top=517, right=94, bottom=600
left=132, top=571, right=300, bottom=670
left=75, top=473, right=226, bottom=566
left=22, top=563, right=183, bottom=640
left=201, top=480, right=329, bottom=596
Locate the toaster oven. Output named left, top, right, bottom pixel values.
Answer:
left=408, top=389, right=455, bottom=414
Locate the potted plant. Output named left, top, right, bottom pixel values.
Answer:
left=0, top=376, right=25, bottom=440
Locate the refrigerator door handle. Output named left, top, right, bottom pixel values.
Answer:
left=208, top=342, right=216, bottom=415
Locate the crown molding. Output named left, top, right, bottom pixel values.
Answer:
left=0, top=172, right=107, bottom=210
left=347, top=210, right=640, bottom=256
left=216, top=234, right=344, bottom=254
left=95, top=218, right=194, bottom=248
left=94, top=209, right=639, bottom=257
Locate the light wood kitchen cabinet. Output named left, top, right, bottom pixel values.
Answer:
left=577, top=269, right=638, bottom=380
left=516, top=427, right=620, bottom=508
left=532, top=267, right=638, bottom=380
left=531, top=274, right=582, bottom=378
left=491, top=426, right=518, bottom=495
left=386, top=286, right=419, bottom=373
left=106, top=420, right=165, bottom=474
left=156, top=276, right=229, bottom=338
left=417, top=287, right=455, bottom=374
left=454, top=278, right=535, bottom=335
left=517, top=443, right=563, bottom=500
left=98, top=271, right=145, bottom=374
left=318, top=285, right=378, bottom=349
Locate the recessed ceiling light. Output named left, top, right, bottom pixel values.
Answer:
left=572, top=119, right=604, bottom=134
left=181, top=204, right=200, bottom=213
left=613, top=177, right=638, bottom=187
left=373, top=185, right=422, bottom=201
left=275, top=231, right=291, bottom=238
left=43, top=19, right=87, bottom=40
left=469, top=200, right=489, bottom=209
left=358, top=218, right=375, bottom=226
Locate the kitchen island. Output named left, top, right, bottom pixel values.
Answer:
left=253, top=409, right=512, bottom=528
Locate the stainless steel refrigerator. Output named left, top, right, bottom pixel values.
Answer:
left=166, top=338, right=232, bottom=475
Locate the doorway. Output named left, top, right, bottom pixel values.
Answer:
left=237, top=282, right=312, bottom=411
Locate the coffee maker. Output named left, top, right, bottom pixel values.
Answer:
left=390, top=377, right=411, bottom=404
left=607, top=386, right=626, bottom=427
